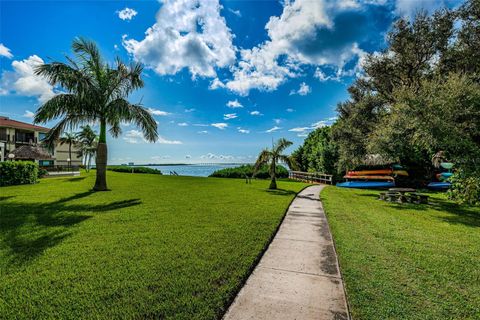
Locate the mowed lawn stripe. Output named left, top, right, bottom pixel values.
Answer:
left=0, top=172, right=306, bottom=319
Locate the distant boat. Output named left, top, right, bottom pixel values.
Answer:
left=336, top=181, right=395, bottom=189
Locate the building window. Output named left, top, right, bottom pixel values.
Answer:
left=39, top=132, right=47, bottom=141
left=39, top=160, right=54, bottom=167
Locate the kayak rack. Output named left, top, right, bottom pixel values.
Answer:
left=289, top=171, right=333, bottom=185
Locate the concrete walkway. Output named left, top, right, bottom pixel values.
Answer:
left=223, top=185, right=350, bottom=320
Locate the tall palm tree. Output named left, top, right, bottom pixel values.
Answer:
left=58, top=132, right=78, bottom=167
left=76, top=125, right=98, bottom=172
left=34, top=38, right=158, bottom=191
left=254, top=138, right=297, bottom=189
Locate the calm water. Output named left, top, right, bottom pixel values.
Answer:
left=149, top=164, right=243, bottom=177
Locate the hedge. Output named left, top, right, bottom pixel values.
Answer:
left=0, top=161, right=39, bottom=186
left=209, top=164, right=289, bottom=179
left=107, top=166, right=162, bottom=175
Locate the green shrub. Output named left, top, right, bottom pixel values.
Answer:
left=447, top=170, right=480, bottom=206
left=209, top=164, right=289, bottom=179
left=0, top=161, right=39, bottom=186
left=107, top=166, right=162, bottom=175
left=38, top=168, right=49, bottom=178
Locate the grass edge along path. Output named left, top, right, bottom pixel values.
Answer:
left=320, top=186, right=480, bottom=319
left=0, top=171, right=307, bottom=319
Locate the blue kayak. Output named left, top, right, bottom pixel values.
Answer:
left=427, top=182, right=451, bottom=190
left=336, top=181, right=395, bottom=189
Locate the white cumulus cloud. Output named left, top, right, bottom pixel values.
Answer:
left=0, top=55, right=56, bottom=103
left=118, top=7, right=138, bottom=21
left=238, top=128, right=250, bottom=134
left=123, top=0, right=236, bottom=78
left=250, top=110, right=262, bottom=116
left=123, top=129, right=181, bottom=144
left=211, top=122, right=228, bottom=130
left=23, top=110, right=35, bottom=119
left=147, top=108, right=170, bottom=116
left=226, top=99, right=243, bottom=108
left=265, top=126, right=281, bottom=133
left=157, top=136, right=182, bottom=144
left=223, top=113, right=237, bottom=120
left=224, top=0, right=368, bottom=95
left=0, top=43, right=13, bottom=59
left=290, top=82, right=311, bottom=96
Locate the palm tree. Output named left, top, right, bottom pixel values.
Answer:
left=76, top=125, right=98, bottom=172
left=58, top=132, right=78, bottom=168
left=34, top=38, right=158, bottom=190
left=254, top=138, right=298, bottom=189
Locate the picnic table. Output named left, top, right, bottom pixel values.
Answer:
left=379, top=188, right=429, bottom=204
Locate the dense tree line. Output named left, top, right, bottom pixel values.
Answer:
left=294, top=0, right=480, bottom=204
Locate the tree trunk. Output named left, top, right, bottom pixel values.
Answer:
left=68, top=143, right=72, bottom=169
left=269, top=177, right=277, bottom=189
left=93, top=119, right=108, bottom=191
left=86, top=154, right=91, bottom=172
left=269, top=158, right=277, bottom=189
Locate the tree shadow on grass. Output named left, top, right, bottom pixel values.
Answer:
left=380, top=195, right=479, bottom=227
left=430, top=198, right=480, bottom=228
left=265, top=189, right=297, bottom=196
left=0, top=192, right=141, bottom=267
left=64, top=176, right=87, bottom=182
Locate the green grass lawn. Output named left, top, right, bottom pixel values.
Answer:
left=321, top=187, right=480, bottom=319
left=0, top=171, right=306, bottom=319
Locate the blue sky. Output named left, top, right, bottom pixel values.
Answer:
left=0, top=0, right=463, bottom=164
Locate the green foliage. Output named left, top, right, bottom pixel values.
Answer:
left=0, top=170, right=306, bottom=319
left=254, top=138, right=297, bottom=189
left=292, top=126, right=338, bottom=176
left=107, top=166, right=162, bottom=175
left=322, top=186, right=480, bottom=319
left=0, top=161, right=38, bottom=186
left=37, top=168, right=49, bottom=178
left=448, top=169, right=480, bottom=205
left=308, top=1, right=480, bottom=201
left=33, top=38, right=158, bottom=190
left=209, top=164, right=289, bottom=179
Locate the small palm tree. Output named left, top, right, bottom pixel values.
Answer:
left=76, top=125, right=98, bottom=172
left=58, top=132, right=78, bottom=167
left=34, top=38, right=158, bottom=190
left=254, top=138, right=298, bottom=189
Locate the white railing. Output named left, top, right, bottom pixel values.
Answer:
left=289, top=171, right=333, bottom=185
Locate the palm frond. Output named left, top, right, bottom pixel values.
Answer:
left=274, top=138, right=293, bottom=154
left=278, top=154, right=299, bottom=171
left=34, top=94, right=83, bottom=124
left=105, top=98, right=158, bottom=142
left=254, top=149, right=273, bottom=174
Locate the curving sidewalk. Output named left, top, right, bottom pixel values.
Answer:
left=223, top=185, right=350, bottom=320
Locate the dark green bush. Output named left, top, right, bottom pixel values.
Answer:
left=447, top=169, right=480, bottom=206
left=209, top=164, right=288, bottom=179
left=0, top=161, right=39, bottom=186
left=107, top=166, right=162, bottom=175
left=38, top=168, right=49, bottom=178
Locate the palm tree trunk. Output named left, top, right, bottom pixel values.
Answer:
left=94, top=119, right=108, bottom=191
left=68, top=142, right=72, bottom=170
left=86, top=153, right=90, bottom=172
left=269, top=158, right=277, bottom=189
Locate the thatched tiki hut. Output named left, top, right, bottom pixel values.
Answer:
left=10, top=145, right=54, bottom=166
